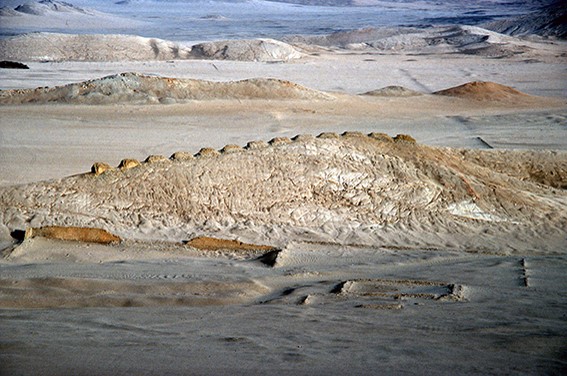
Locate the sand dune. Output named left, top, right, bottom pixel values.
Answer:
left=1, top=133, right=565, bottom=254
left=0, top=72, right=334, bottom=104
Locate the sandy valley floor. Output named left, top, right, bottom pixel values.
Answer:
left=1, top=52, right=566, bottom=186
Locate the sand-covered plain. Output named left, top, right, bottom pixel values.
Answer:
left=1, top=9, right=567, bottom=375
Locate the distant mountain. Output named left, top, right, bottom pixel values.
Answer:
left=0, top=7, right=21, bottom=17
left=285, top=25, right=539, bottom=59
left=263, top=0, right=556, bottom=8
left=483, top=1, right=567, bottom=39
left=14, top=0, right=94, bottom=16
left=0, top=0, right=145, bottom=33
left=264, top=0, right=354, bottom=5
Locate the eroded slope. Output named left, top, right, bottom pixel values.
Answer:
left=1, top=133, right=565, bottom=254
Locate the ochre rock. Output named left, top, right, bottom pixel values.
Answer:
left=25, top=226, right=121, bottom=244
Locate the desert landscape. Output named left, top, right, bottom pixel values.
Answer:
left=1, top=0, right=566, bottom=375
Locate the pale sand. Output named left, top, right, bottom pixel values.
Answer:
left=1, top=236, right=566, bottom=374
left=1, top=35, right=567, bottom=375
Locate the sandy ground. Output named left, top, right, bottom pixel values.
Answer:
left=1, top=239, right=566, bottom=375
left=1, top=42, right=567, bottom=375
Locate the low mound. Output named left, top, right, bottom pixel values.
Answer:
left=334, top=278, right=465, bottom=302
left=433, top=81, right=530, bottom=101
left=1, top=133, right=565, bottom=254
left=0, top=72, right=334, bottom=104
left=0, top=33, right=191, bottom=62
left=189, top=39, right=303, bottom=62
left=0, top=276, right=267, bottom=308
left=361, top=86, right=422, bottom=97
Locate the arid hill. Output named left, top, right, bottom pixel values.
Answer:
left=0, top=33, right=302, bottom=63
left=0, top=72, right=334, bottom=104
left=433, top=81, right=530, bottom=102
left=483, top=1, right=567, bottom=39
left=286, top=25, right=548, bottom=58
left=9, top=0, right=95, bottom=16
left=1, top=133, right=565, bottom=254
left=0, top=33, right=191, bottom=62
left=189, top=39, right=303, bottom=62
left=0, top=1, right=145, bottom=32
left=1, top=74, right=543, bottom=105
